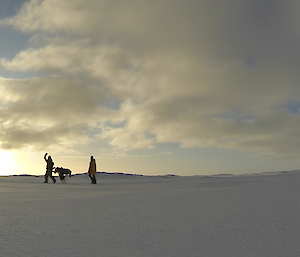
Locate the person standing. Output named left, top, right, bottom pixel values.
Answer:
left=88, top=156, right=97, bottom=184
left=44, top=153, right=56, bottom=183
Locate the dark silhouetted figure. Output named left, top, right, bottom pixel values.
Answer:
left=88, top=156, right=97, bottom=184
left=44, top=153, right=56, bottom=183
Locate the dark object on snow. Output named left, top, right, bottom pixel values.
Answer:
left=44, top=153, right=56, bottom=183
left=88, top=156, right=97, bottom=184
left=54, top=167, right=72, bottom=183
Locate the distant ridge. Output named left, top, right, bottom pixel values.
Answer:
left=3, top=172, right=176, bottom=178
left=2, top=170, right=300, bottom=178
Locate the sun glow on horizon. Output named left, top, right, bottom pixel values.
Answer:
left=0, top=151, right=18, bottom=175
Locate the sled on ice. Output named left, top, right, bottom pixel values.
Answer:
left=54, top=167, right=72, bottom=183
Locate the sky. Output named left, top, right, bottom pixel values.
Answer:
left=1, top=0, right=300, bottom=176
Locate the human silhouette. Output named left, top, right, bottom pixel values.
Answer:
left=88, top=156, right=97, bottom=184
left=44, top=153, right=56, bottom=183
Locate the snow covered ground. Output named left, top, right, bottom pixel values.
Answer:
left=1, top=171, right=300, bottom=257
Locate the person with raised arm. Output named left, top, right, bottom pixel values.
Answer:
left=44, top=153, right=56, bottom=183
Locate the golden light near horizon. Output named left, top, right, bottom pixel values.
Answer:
left=0, top=151, right=18, bottom=175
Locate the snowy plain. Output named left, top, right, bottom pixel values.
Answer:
left=1, top=171, right=300, bottom=257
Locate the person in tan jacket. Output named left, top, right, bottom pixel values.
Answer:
left=88, top=156, right=97, bottom=184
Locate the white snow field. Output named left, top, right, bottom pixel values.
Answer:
left=1, top=171, right=300, bottom=257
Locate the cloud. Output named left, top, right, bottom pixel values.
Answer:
left=0, top=76, right=113, bottom=151
left=1, top=0, right=300, bottom=158
left=160, top=151, right=173, bottom=156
